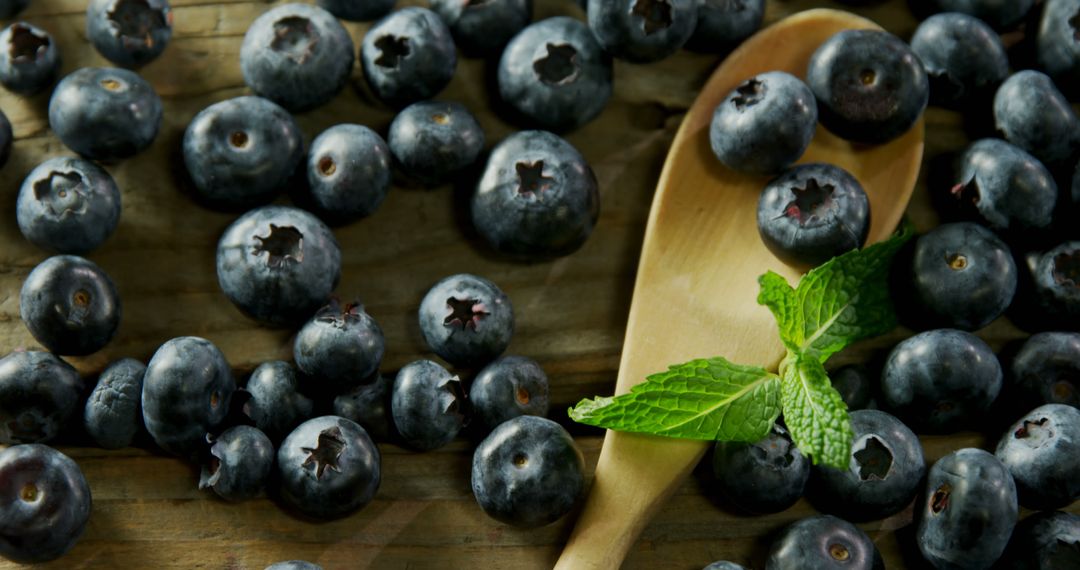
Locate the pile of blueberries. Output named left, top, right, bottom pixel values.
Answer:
left=0, top=0, right=1079, bottom=569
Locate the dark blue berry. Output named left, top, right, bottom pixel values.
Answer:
left=360, top=7, right=457, bottom=108
left=756, top=163, right=870, bottom=267
left=48, top=67, right=162, bottom=161
left=183, top=96, right=304, bottom=210
left=418, top=274, right=514, bottom=367
left=317, top=0, right=392, bottom=21
left=84, top=358, right=146, bottom=449
left=712, top=423, right=809, bottom=514
left=999, top=510, right=1080, bottom=570
left=200, top=425, right=274, bottom=502
left=829, top=364, right=874, bottom=411
left=1009, top=332, right=1080, bottom=410
left=0, top=22, right=59, bottom=95
left=391, top=360, right=465, bottom=450
left=216, top=205, right=341, bottom=327
left=587, top=0, right=698, bottom=63
left=0, top=351, right=82, bottom=445
left=472, top=130, right=600, bottom=258
left=306, top=124, right=391, bottom=224
left=685, top=0, right=764, bottom=54
left=710, top=71, right=817, bottom=174
left=471, top=415, right=584, bottom=527
left=909, top=12, right=1009, bottom=107
left=294, top=299, right=384, bottom=394
left=431, top=0, right=532, bottom=56
left=240, top=3, right=354, bottom=112
left=20, top=255, right=120, bottom=356
left=807, top=29, right=928, bottom=144
left=917, top=448, right=1018, bottom=570
left=0, top=444, right=91, bottom=564
left=142, top=336, right=235, bottom=458
left=951, top=139, right=1058, bottom=233
left=765, top=514, right=883, bottom=570
left=86, top=0, right=172, bottom=68
left=1025, top=241, right=1080, bottom=329
left=469, top=355, right=549, bottom=431
left=16, top=157, right=121, bottom=255
left=918, top=0, right=1035, bottom=30
left=497, top=17, right=612, bottom=132
left=994, top=71, right=1079, bottom=168
left=333, top=372, right=393, bottom=441
left=388, top=100, right=485, bottom=186
left=1037, top=0, right=1080, bottom=98
left=996, top=403, right=1080, bottom=510
left=277, top=415, right=380, bottom=519
left=242, top=361, right=315, bottom=443
left=881, top=329, right=1002, bottom=432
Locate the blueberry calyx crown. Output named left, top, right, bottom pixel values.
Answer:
left=315, top=299, right=365, bottom=329
left=1014, top=417, right=1052, bottom=442
left=301, top=426, right=346, bottom=479
left=9, top=24, right=49, bottom=61
left=34, top=171, right=87, bottom=216
left=784, top=178, right=834, bottom=224
left=271, top=16, right=318, bottom=65
left=374, top=35, right=410, bottom=68
left=444, top=297, right=488, bottom=329
left=950, top=178, right=980, bottom=205
left=108, top=0, right=170, bottom=47
left=253, top=224, right=304, bottom=268
left=930, top=483, right=951, bottom=514
left=853, top=436, right=892, bottom=481
left=534, top=44, right=579, bottom=86
left=731, top=78, right=765, bottom=111
left=438, top=377, right=466, bottom=419
left=516, top=161, right=553, bottom=197
left=631, top=0, right=673, bottom=36
left=1052, top=250, right=1080, bottom=287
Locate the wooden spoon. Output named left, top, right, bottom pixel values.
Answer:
left=554, top=8, right=924, bottom=569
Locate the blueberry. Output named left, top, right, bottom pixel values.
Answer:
left=806, top=29, right=928, bottom=144
left=242, top=361, right=315, bottom=443
left=0, top=444, right=91, bottom=564
left=240, top=3, right=354, bottom=112
left=418, top=274, right=514, bottom=367
left=471, top=130, right=600, bottom=258
left=431, top=0, right=531, bottom=56
left=294, top=299, right=385, bottom=394
left=904, top=222, right=1017, bottom=331
left=266, top=562, right=323, bottom=570
left=999, top=510, right=1080, bottom=570
left=1024, top=241, right=1080, bottom=329
left=950, top=139, right=1058, bottom=233
left=216, top=205, right=341, bottom=327
left=141, top=336, right=235, bottom=458
left=765, top=514, right=883, bottom=570
left=306, top=124, right=391, bottom=224
left=811, top=410, right=926, bottom=521
left=917, top=0, right=1035, bottom=30
left=881, top=329, right=1002, bottom=432
left=391, top=360, right=465, bottom=450
left=587, top=0, right=698, bottom=63
left=16, top=157, right=121, bottom=255
left=48, top=67, right=162, bottom=161
left=316, top=0, right=392, bottom=22
left=0, top=0, right=28, bottom=18
left=20, top=255, right=121, bottom=356
left=0, top=351, right=82, bottom=445
left=712, top=423, right=809, bottom=514
left=84, top=358, right=146, bottom=449
left=183, top=96, right=304, bottom=210
left=685, top=0, right=764, bottom=54
left=709, top=71, right=817, bottom=175
left=471, top=415, right=584, bottom=527
left=0, top=22, right=60, bottom=95
left=277, top=415, right=380, bottom=519
left=360, top=7, right=457, bottom=108
left=388, top=100, right=485, bottom=186
left=995, top=404, right=1080, bottom=510
left=756, top=163, right=870, bottom=267
left=199, top=425, right=274, bottom=502
left=909, top=13, right=1009, bottom=107
left=917, top=448, right=1018, bottom=570
left=86, top=0, right=172, bottom=68
left=994, top=71, right=1079, bottom=168
left=333, top=372, right=393, bottom=441
left=497, top=17, right=612, bottom=132
left=1009, top=332, right=1080, bottom=409
left=703, top=563, right=748, bottom=570
left=829, top=364, right=874, bottom=411
left=1037, top=0, right=1080, bottom=98
left=469, top=355, right=549, bottom=431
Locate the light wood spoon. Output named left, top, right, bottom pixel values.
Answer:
left=554, top=8, right=924, bottom=569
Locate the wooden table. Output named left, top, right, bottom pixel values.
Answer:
left=0, top=1, right=1075, bottom=568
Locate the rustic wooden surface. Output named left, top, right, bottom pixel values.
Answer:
left=0, top=0, right=1074, bottom=569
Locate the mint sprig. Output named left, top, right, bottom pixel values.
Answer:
left=569, top=225, right=912, bottom=469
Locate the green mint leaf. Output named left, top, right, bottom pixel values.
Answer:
left=568, top=357, right=781, bottom=442
left=760, top=226, right=912, bottom=362
left=780, top=353, right=852, bottom=468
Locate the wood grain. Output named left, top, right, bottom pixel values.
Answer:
left=0, top=1, right=1074, bottom=569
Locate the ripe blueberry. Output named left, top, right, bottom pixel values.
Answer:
left=431, top=0, right=532, bottom=56
left=360, top=7, right=456, bottom=108
left=712, top=423, right=809, bottom=514
left=0, top=351, right=82, bottom=445
left=277, top=415, right=380, bottom=519
left=587, top=0, right=699, bottom=63
left=84, top=358, right=146, bottom=449
left=242, top=361, right=315, bottom=443
left=418, top=273, right=514, bottom=367
left=469, top=355, right=549, bottom=431
left=16, top=157, right=121, bottom=255
left=305, top=124, right=391, bottom=224
left=995, top=403, right=1080, bottom=510
left=909, top=12, right=1009, bottom=107
left=0, top=22, right=60, bottom=95
left=200, top=425, right=275, bottom=502
left=391, top=360, right=465, bottom=450
left=20, top=255, right=121, bottom=356
left=765, top=514, right=883, bottom=569
left=388, top=100, right=485, bottom=186
left=86, top=0, right=172, bottom=68
left=48, top=67, right=162, bottom=161
left=294, top=299, right=385, bottom=394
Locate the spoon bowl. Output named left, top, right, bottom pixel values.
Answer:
left=555, top=9, right=924, bottom=569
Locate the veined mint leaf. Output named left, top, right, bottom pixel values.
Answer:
left=568, top=357, right=781, bottom=442
left=780, top=353, right=852, bottom=468
left=760, top=226, right=912, bottom=362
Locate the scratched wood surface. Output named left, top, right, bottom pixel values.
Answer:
left=0, top=0, right=1075, bottom=569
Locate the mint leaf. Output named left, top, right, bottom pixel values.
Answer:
left=760, top=227, right=912, bottom=362
left=568, top=357, right=781, bottom=442
left=780, top=353, right=852, bottom=468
